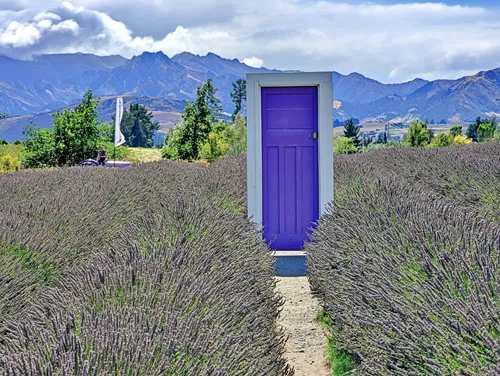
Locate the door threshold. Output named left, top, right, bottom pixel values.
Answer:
left=271, top=250, right=306, bottom=256
left=272, top=251, right=307, bottom=276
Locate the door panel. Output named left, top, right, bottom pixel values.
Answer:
left=262, top=86, right=319, bottom=250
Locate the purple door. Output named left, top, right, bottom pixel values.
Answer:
left=262, top=86, right=319, bottom=250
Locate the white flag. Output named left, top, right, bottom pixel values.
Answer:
left=114, top=97, right=125, bottom=147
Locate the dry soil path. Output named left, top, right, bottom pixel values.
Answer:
left=276, top=276, right=331, bottom=376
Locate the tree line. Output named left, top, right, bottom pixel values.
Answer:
left=162, top=78, right=247, bottom=162
left=1, top=77, right=247, bottom=168
left=16, top=90, right=160, bottom=168
left=3, top=79, right=498, bottom=168
left=335, top=116, right=500, bottom=154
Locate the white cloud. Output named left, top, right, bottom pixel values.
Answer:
left=153, top=26, right=232, bottom=56
left=243, top=56, right=264, bottom=68
left=36, top=19, right=53, bottom=30
left=0, top=16, right=81, bottom=49
left=61, top=1, right=84, bottom=13
left=50, top=19, right=79, bottom=33
left=0, top=1, right=499, bottom=82
left=33, top=12, right=61, bottom=22
left=0, top=21, right=40, bottom=47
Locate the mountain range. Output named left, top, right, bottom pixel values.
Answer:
left=0, top=51, right=499, bottom=142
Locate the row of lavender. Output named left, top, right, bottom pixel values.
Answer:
left=307, top=142, right=500, bottom=375
left=0, top=157, right=291, bottom=375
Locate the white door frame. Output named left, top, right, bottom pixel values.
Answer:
left=246, top=72, right=334, bottom=230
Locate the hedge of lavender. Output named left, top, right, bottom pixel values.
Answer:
left=354, top=142, right=500, bottom=223
left=0, top=159, right=291, bottom=375
left=307, top=142, right=500, bottom=375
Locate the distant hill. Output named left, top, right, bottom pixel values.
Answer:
left=0, top=53, right=128, bottom=115
left=331, top=72, right=429, bottom=104
left=171, top=51, right=274, bottom=77
left=35, top=53, right=128, bottom=79
left=336, top=69, right=500, bottom=123
left=0, top=51, right=271, bottom=118
left=0, top=96, right=186, bottom=142
left=1, top=51, right=500, bottom=141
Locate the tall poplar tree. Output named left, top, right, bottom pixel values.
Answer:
left=117, top=104, right=159, bottom=148
left=230, top=79, right=246, bottom=121
left=163, top=79, right=223, bottom=161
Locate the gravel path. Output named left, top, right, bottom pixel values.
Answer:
left=276, top=276, right=331, bottom=376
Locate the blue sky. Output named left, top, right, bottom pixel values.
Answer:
left=0, top=1, right=499, bottom=82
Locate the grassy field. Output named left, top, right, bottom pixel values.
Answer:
left=122, top=147, right=163, bottom=163
left=0, top=144, right=23, bottom=172
left=0, top=145, right=162, bottom=173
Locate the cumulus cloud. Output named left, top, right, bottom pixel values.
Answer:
left=33, top=12, right=61, bottom=22
left=0, top=0, right=499, bottom=83
left=0, top=6, right=80, bottom=50
left=0, top=21, right=40, bottom=47
left=243, top=57, right=264, bottom=68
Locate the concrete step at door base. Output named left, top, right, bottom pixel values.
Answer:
left=272, top=251, right=307, bottom=277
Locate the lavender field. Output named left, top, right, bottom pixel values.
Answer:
left=0, top=157, right=290, bottom=375
left=0, top=142, right=499, bottom=375
left=307, top=142, right=500, bottom=375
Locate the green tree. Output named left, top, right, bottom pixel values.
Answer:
left=227, top=112, right=247, bottom=154
left=366, top=140, right=399, bottom=152
left=163, top=79, right=222, bottom=161
left=334, top=135, right=358, bottom=154
left=205, top=79, right=223, bottom=120
left=180, top=101, right=207, bottom=160
left=428, top=127, right=435, bottom=141
left=404, top=120, right=431, bottom=147
left=466, top=116, right=498, bottom=142
left=162, top=123, right=186, bottom=160
left=466, top=117, right=481, bottom=142
left=187, top=79, right=222, bottom=158
left=200, top=128, right=229, bottom=162
left=429, top=132, right=453, bottom=147
left=52, top=90, right=106, bottom=166
left=22, top=121, right=57, bottom=168
left=343, top=118, right=361, bottom=149
left=450, top=124, right=463, bottom=137
left=376, top=131, right=387, bottom=144
left=23, top=90, right=108, bottom=168
left=478, top=116, right=498, bottom=142
left=163, top=119, right=231, bottom=162
left=231, top=79, right=246, bottom=121
left=118, top=103, right=159, bottom=147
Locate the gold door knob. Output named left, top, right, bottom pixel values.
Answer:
left=312, top=131, right=318, bottom=139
